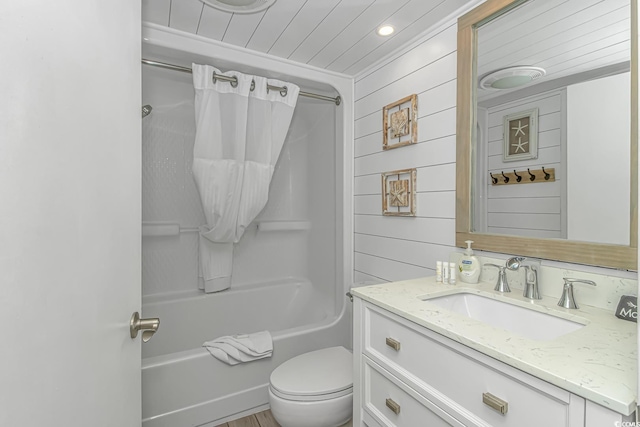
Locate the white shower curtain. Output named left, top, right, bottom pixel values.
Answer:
left=192, top=63, right=299, bottom=292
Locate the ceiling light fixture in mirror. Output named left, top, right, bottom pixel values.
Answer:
left=479, top=66, right=546, bottom=90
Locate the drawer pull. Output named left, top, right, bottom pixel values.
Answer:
left=482, top=392, right=508, bottom=415
left=385, top=337, right=401, bottom=351
left=385, top=398, right=401, bottom=415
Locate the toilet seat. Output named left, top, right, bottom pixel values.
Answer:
left=269, top=346, right=353, bottom=402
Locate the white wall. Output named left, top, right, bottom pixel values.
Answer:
left=567, top=72, right=631, bottom=245
left=481, top=89, right=565, bottom=239
left=353, top=22, right=459, bottom=284
left=353, top=4, right=637, bottom=284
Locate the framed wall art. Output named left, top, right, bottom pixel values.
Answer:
left=503, top=108, right=538, bottom=162
left=383, top=94, right=418, bottom=150
left=382, top=168, right=417, bottom=216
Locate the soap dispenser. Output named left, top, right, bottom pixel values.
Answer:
left=458, top=240, right=481, bottom=284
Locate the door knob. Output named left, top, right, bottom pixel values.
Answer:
left=130, top=312, right=159, bottom=343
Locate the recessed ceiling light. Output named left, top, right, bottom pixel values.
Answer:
left=199, top=0, right=276, bottom=14
left=479, top=66, right=546, bottom=90
left=377, top=25, right=395, bottom=36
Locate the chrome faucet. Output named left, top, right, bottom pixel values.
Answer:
left=522, top=265, right=540, bottom=299
left=522, top=260, right=541, bottom=300
left=557, top=278, right=597, bottom=309
left=485, top=257, right=524, bottom=293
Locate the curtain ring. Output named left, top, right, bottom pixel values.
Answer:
left=250, top=80, right=255, bottom=92
left=501, top=171, right=509, bottom=183
left=542, top=166, right=550, bottom=180
left=513, top=170, right=522, bottom=182
left=230, top=76, right=238, bottom=88
left=527, top=168, right=536, bottom=181
left=212, top=71, right=218, bottom=84
left=280, top=86, right=288, bottom=97
left=490, top=172, right=498, bottom=184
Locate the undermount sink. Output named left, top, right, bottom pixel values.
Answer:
left=424, top=292, right=585, bottom=341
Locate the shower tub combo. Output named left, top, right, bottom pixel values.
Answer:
left=142, top=279, right=348, bottom=427
left=140, top=24, right=353, bottom=427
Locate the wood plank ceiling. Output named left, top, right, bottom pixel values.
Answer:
left=142, top=0, right=473, bottom=76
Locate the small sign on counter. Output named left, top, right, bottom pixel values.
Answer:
left=615, top=295, right=638, bottom=322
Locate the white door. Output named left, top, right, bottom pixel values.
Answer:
left=0, top=1, right=142, bottom=426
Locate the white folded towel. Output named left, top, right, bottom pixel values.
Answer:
left=203, top=331, right=273, bottom=365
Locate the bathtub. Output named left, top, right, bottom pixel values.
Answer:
left=141, top=278, right=350, bottom=427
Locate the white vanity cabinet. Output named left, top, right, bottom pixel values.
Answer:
left=352, top=297, right=633, bottom=427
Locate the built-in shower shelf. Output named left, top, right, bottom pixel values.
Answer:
left=142, top=221, right=311, bottom=236
left=257, top=221, right=310, bottom=232
left=142, top=222, right=199, bottom=237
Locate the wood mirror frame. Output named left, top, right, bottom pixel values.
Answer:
left=456, top=0, right=638, bottom=270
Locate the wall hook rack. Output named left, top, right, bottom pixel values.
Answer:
left=490, top=167, right=555, bottom=186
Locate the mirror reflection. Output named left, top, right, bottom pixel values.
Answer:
left=472, top=0, right=631, bottom=246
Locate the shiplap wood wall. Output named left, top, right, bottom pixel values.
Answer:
left=352, top=0, right=632, bottom=285
left=353, top=22, right=460, bottom=285
left=483, top=89, right=565, bottom=239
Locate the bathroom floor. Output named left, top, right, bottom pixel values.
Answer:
left=215, top=410, right=280, bottom=427
left=215, top=410, right=354, bottom=427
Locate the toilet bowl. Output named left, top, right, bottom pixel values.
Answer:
left=268, top=346, right=353, bottom=427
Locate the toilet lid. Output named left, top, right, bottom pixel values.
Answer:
left=270, top=346, right=353, bottom=401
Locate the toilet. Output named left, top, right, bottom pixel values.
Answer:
left=268, top=346, right=353, bottom=427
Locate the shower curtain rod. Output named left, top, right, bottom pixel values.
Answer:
left=142, top=59, right=341, bottom=106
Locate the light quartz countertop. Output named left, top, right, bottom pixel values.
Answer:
left=352, top=276, right=637, bottom=415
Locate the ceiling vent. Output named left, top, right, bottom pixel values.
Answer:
left=200, top=0, right=276, bottom=14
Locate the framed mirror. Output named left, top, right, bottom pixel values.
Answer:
left=456, top=0, right=638, bottom=270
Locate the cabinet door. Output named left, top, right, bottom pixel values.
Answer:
left=362, top=411, right=384, bottom=427
left=585, top=401, right=635, bottom=426
left=363, top=303, right=586, bottom=427
left=363, top=357, right=466, bottom=427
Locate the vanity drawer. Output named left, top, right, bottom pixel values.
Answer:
left=363, top=357, right=464, bottom=427
left=363, top=303, right=583, bottom=427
